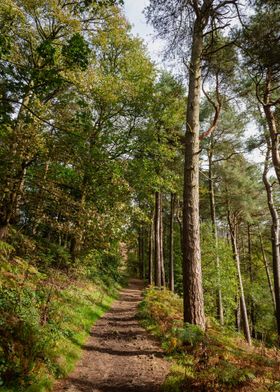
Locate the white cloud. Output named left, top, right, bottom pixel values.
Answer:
left=123, top=0, right=165, bottom=65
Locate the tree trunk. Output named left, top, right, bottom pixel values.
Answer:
left=70, top=189, right=86, bottom=261
left=264, top=103, right=280, bottom=183
left=247, top=225, right=256, bottom=338
left=137, top=225, right=145, bottom=279
left=70, top=237, right=79, bottom=261
left=160, top=193, right=165, bottom=287
left=0, top=86, right=35, bottom=239
left=169, top=193, right=175, bottom=292
left=0, top=225, right=9, bottom=240
left=0, top=163, right=28, bottom=239
left=263, top=69, right=280, bottom=185
left=182, top=17, right=205, bottom=329
left=32, top=160, right=50, bottom=236
left=235, top=294, right=241, bottom=333
left=259, top=231, right=276, bottom=311
left=142, top=227, right=145, bottom=280
left=263, top=144, right=280, bottom=339
left=154, top=192, right=162, bottom=287
left=208, top=140, right=224, bottom=325
left=175, top=199, right=183, bottom=251
left=148, top=217, right=154, bottom=285
left=138, top=227, right=142, bottom=277
left=228, top=212, right=251, bottom=345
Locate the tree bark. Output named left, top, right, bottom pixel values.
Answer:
left=154, top=192, right=162, bottom=287
left=263, top=69, right=280, bottom=185
left=70, top=189, right=86, bottom=261
left=263, top=144, right=280, bottom=339
left=259, top=231, right=276, bottom=311
left=182, top=17, right=205, bottom=329
left=228, top=212, right=251, bottom=345
left=31, top=160, right=50, bottom=236
left=138, top=228, right=142, bottom=276
left=169, top=193, right=175, bottom=292
left=235, top=294, right=241, bottom=333
left=137, top=225, right=145, bottom=279
left=0, top=87, right=33, bottom=239
left=148, top=217, right=154, bottom=285
left=208, top=139, right=224, bottom=325
left=160, top=193, right=166, bottom=287
left=142, top=227, right=145, bottom=280
left=247, top=224, right=256, bottom=338
left=0, top=162, right=29, bottom=239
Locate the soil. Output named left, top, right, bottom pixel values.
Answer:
left=54, top=279, right=171, bottom=392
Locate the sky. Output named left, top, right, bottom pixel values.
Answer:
left=123, top=0, right=165, bottom=65
left=122, top=0, right=263, bottom=163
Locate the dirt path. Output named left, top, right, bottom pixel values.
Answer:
left=54, top=279, right=170, bottom=392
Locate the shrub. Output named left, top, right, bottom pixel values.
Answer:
left=138, top=286, right=278, bottom=392
left=0, top=286, right=57, bottom=386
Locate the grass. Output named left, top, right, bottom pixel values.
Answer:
left=138, top=287, right=280, bottom=392
left=49, top=283, right=115, bottom=383
left=0, top=275, right=117, bottom=392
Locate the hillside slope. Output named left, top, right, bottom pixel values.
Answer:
left=139, top=287, right=280, bottom=392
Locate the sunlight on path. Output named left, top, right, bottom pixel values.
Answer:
left=54, top=279, right=170, bottom=392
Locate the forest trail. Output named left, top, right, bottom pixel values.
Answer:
left=54, top=279, right=170, bottom=392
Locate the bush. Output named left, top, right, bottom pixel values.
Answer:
left=0, top=286, right=57, bottom=386
left=139, top=286, right=279, bottom=392
left=38, top=241, right=72, bottom=270
left=84, top=247, right=124, bottom=286
left=0, top=255, right=116, bottom=390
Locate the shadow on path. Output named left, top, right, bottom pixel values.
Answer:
left=54, top=279, right=170, bottom=392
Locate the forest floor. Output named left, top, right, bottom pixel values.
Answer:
left=53, top=279, right=170, bottom=392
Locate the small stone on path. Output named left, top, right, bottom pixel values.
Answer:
left=54, top=279, right=170, bottom=392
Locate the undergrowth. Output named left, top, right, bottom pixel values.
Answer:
left=0, top=234, right=122, bottom=391
left=138, top=287, right=280, bottom=392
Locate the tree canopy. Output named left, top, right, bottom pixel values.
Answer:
left=1, top=0, right=280, bottom=390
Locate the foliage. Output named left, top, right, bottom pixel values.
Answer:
left=62, top=33, right=91, bottom=70
left=201, top=223, right=238, bottom=326
left=0, top=243, right=117, bottom=390
left=0, top=0, right=280, bottom=389
left=139, top=287, right=280, bottom=392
